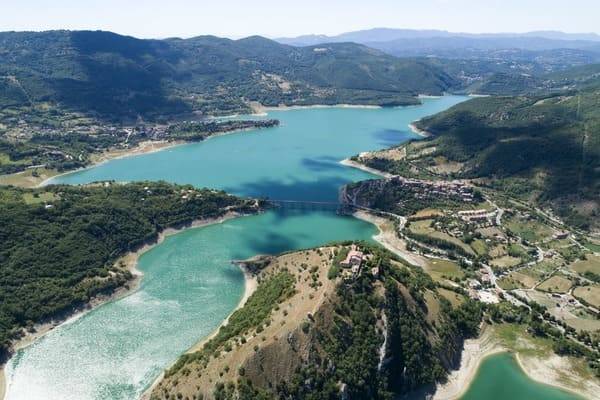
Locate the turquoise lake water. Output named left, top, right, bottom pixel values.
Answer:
left=5, top=96, right=582, bottom=400
left=460, top=353, right=584, bottom=400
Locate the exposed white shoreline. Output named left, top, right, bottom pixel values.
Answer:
left=408, top=121, right=432, bottom=138
left=1, top=211, right=253, bottom=400
left=515, top=352, right=599, bottom=400
left=339, top=158, right=393, bottom=178
left=37, top=124, right=271, bottom=187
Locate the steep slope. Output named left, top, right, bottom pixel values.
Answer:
left=356, top=87, right=599, bottom=230
left=151, top=243, right=481, bottom=400
left=0, top=30, right=456, bottom=120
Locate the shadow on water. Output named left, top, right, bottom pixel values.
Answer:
left=225, top=175, right=354, bottom=202
left=237, top=231, right=300, bottom=259
left=300, top=156, right=348, bottom=173
left=373, top=128, right=411, bottom=147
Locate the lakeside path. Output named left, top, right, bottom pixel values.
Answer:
left=1, top=211, right=251, bottom=400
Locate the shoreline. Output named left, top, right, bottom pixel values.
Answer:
left=339, top=158, right=394, bottom=178
left=140, top=261, right=259, bottom=400
left=515, top=352, right=599, bottom=400
left=408, top=121, right=432, bottom=138
left=35, top=140, right=186, bottom=187
left=348, top=206, right=596, bottom=400
left=37, top=125, right=266, bottom=187
left=1, top=210, right=250, bottom=400
left=352, top=210, right=427, bottom=267
left=431, top=327, right=505, bottom=400
left=33, top=123, right=277, bottom=188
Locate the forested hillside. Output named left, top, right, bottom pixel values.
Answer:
left=414, top=89, right=599, bottom=229
left=0, top=182, right=259, bottom=361
left=153, top=243, right=482, bottom=400
left=0, top=30, right=456, bottom=119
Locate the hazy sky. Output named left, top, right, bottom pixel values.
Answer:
left=2, top=0, right=598, bottom=39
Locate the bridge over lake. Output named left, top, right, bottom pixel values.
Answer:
left=267, top=199, right=342, bottom=212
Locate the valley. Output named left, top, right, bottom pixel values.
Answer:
left=0, top=19, right=599, bottom=400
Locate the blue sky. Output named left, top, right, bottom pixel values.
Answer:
left=1, top=0, right=598, bottom=39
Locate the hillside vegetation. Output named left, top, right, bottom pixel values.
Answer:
left=0, top=182, right=259, bottom=361
left=417, top=90, right=598, bottom=228
left=0, top=30, right=456, bottom=120
left=152, top=243, right=482, bottom=400
left=355, top=86, right=599, bottom=230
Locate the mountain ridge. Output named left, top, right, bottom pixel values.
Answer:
left=0, top=30, right=456, bottom=120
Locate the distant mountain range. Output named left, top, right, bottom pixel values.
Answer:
left=277, top=28, right=600, bottom=60
left=277, top=28, right=600, bottom=46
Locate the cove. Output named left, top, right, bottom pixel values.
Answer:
left=5, top=97, right=469, bottom=400
left=460, top=352, right=583, bottom=400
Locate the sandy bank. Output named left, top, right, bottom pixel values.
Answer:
left=186, top=265, right=258, bottom=354
left=432, top=328, right=504, bottom=400
left=352, top=210, right=427, bottom=267
left=339, top=158, right=394, bottom=178
left=516, top=352, right=600, bottom=400
left=409, top=122, right=432, bottom=138
left=1, top=211, right=248, bottom=399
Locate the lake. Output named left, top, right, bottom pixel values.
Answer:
left=6, top=96, right=580, bottom=400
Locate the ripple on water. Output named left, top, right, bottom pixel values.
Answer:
left=6, top=97, right=469, bottom=399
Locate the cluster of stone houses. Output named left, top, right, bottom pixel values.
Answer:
left=390, top=176, right=476, bottom=203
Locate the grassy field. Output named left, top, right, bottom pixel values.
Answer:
left=537, top=275, right=573, bottom=293
left=498, top=271, right=539, bottom=290
left=437, top=287, right=465, bottom=307
left=471, top=239, right=488, bottom=256
left=565, top=308, right=600, bottom=332
left=476, top=226, right=506, bottom=240
left=423, top=258, right=465, bottom=282
left=0, top=168, right=59, bottom=188
left=490, top=255, right=522, bottom=269
left=22, top=191, right=58, bottom=204
left=573, top=285, right=600, bottom=308
left=584, top=241, right=600, bottom=253
left=505, top=216, right=555, bottom=243
left=410, top=208, right=444, bottom=219
left=409, top=219, right=475, bottom=256
left=571, top=254, right=600, bottom=275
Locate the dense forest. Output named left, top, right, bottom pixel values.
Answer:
left=0, top=182, right=259, bottom=361
left=0, top=30, right=457, bottom=120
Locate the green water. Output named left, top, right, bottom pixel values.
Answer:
left=460, top=353, right=584, bottom=400
left=7, top=96, right=578, bottom=400
left=5, top=210, right=377, bottom=399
